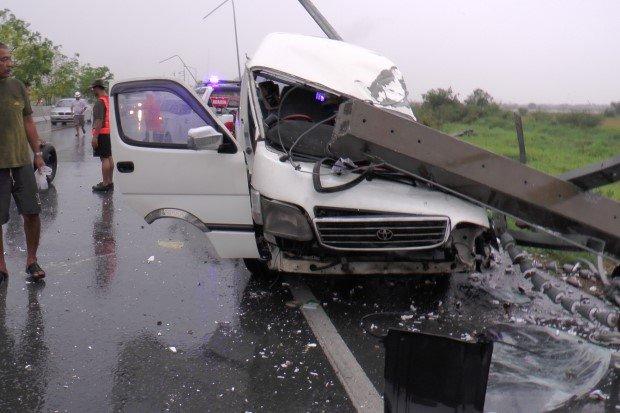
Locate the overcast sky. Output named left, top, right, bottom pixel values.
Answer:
left=3, top=0, right=619, bottom=104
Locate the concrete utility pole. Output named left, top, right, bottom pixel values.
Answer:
left=203, top=0, right=242, bottom=81
left=296, top=0, right=343, bottom=41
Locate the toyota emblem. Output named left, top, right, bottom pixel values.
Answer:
left=376, top=228, right=394, bottom=241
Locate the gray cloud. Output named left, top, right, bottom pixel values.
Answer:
left=3, top=0, right=618, bottom=103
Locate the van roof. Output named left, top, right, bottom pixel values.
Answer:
left=248, top=33, right=415, bottom=119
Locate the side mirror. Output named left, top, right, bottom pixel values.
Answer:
left=187, top=126, right=223, bottom=151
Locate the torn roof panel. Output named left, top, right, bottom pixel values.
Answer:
left=248, top=33, right=416, bottom=119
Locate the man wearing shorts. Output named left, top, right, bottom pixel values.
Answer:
left=0, top=42, right=46, bottom=283
left=71, top=91, right=87, bottom=137
left=90, top=79, right=114, bottom=192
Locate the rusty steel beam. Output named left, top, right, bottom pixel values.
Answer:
left=558, top=155, right=620, bottom=191
left=330, top=100, right=620, bottom=260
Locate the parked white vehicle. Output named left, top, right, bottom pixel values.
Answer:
left=195, top=79, right=240, bottom=135
left=50, top=98, right=92, bottom=126
left=110, top=33, right=491, bottom=277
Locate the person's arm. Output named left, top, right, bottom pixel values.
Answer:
left=92, top=100, right=104, bottom=149
left=20, top=82, right=44, bottom=170
left=24, top=115, right=44, bottom=170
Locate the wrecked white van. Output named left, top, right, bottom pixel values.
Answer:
left=110, top=33, right=491, bottom=277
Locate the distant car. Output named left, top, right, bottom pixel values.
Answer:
left=197, top=79, right=240, bottom=134
left=50, top=98, right=92, bottom=126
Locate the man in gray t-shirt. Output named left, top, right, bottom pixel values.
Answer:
left=71, top=92, right=87, bottom=137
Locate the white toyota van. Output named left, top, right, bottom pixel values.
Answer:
left=110, top=33, right=491, bottom=277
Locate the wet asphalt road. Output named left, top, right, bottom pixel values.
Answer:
left=0, top=125, right=618, bottom=412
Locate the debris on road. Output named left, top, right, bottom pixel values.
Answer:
left=157, top=240, right=184, bottom=250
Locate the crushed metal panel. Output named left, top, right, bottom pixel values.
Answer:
left=330, top=100, right=620, bottom=260
left=384, top=329, right=493, bottom=413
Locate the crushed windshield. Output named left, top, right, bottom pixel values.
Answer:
left=254, top=73, right=343, bottom=161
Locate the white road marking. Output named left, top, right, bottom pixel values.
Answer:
left=287, top=278, right=383, bottom=412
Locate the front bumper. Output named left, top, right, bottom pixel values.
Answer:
left=51, top=114, right=75, bottom=122
left=268, top=249, right=464, bottom=275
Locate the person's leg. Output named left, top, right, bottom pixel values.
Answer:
left=75, top=117, right=80, bottom=137
left=109, top=156, right=114, bottom=184
left=11, top=166, right=43, bottom=277
left=22, top=214, right=40, bottom=267
left=100, top=157, right=106, bottom=184
left=0, top=230, right=6, bottom=275
left=102, top=157, right=113, bottom=185
left=0, top=169, right=12, bottom=275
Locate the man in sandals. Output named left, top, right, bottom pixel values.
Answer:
left=71, top=91, right=87, bottom=138
left=90, top=79, right=114, bottom=192
left=0, top=42, right=46, bottom=283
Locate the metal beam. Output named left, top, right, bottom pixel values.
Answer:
left=558, top=155, right=620, bottom=191
left=330, top=100, right=620, bottom=260
left=296, top=0, right=343, bottom=41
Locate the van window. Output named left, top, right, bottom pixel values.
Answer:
left=117, top=90, right=214, bottom=147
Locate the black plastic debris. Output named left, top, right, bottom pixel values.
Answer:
left=384, top=329, right=493, bottom=413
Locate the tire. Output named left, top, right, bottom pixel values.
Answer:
left=51, top=121, right=57, bottom=126
left=61, top=122, right=66, bottom=126
left=243, top=258, right=272, bottom=279
left=41, top=144, right=57, bottom=183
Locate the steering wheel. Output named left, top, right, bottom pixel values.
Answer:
left=282, top=114, right=313, bottom=122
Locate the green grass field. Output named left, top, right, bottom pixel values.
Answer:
left=440, top=115, right=620, bottom=200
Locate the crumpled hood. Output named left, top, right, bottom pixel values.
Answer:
left=251, top=143, right=489, bottom=229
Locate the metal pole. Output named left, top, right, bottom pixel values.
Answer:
left=514, top=112, right=527, bottom=164
left=159, top=55, right=199, bottom=84
left=296, top=0, right=343, bottom=41
left=231, top=0, right=242, bottom=80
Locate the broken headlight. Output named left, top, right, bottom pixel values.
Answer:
left=261, top=197, right=314, bottom=242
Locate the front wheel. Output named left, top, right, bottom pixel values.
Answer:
left=243, top=258, right=273, bottom=279
left=41, top=144, right=57, bottom=183
left=51, top=121, right=57, bottom=126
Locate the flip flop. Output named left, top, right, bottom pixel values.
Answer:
left=25, top=262, right=45, bottom=281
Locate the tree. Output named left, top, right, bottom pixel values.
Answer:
left=604, top=101, right=620, bottom=117
left=464, top=88, right=494, bottom=107
left=1, top=8, right=113, bottom=104
left=77, top=64, right=113, bottom=97
left=0, top=9, right=55, bottom=87
left=422, top=87, right=461, bottom=110
left=420, top=87, right=465, bottom=123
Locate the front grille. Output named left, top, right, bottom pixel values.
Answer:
left=314, top=215, right=450, bottom=251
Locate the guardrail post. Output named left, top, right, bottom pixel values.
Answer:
left=514, top=112, right=527, bottom=164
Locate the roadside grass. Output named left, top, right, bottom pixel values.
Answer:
left=440, top=115, right=620, bottom=200
left=440, top=115, right=620, bottom=268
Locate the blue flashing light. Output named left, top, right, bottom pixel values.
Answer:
left=315, top=91, right=326, bottom=102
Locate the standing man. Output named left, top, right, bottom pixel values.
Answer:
left=0, top=42, right=46, bottom=283
left=71, top=91, right=87, bottom=137
left=90, top=79, right=113, bottom=192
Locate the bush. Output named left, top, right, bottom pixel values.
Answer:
left=464, top=88, right=493, bottom=108
left=419, top=87, right=466, bottom=125
left=529, top=111, right=600, bottom=128
left=554, top=112, right=602, bottom=128
left=604, top=102, right=620, bottom=117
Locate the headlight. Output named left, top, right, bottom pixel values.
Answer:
left=261, top=197, right=313, bottom=241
